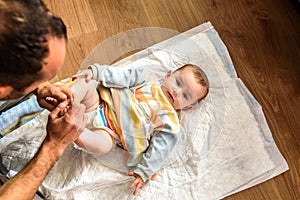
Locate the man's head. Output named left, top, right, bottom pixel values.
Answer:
left=0, top=0, right=67, bottom=100
left=161, top=64, right=209, bottom=110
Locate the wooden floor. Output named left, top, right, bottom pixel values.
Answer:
left=43, top=0, right=299, bottom=199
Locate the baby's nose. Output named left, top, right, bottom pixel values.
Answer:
left=172, top=87, right=182, bottom=97
left=171, top=89, right=177, bottom=97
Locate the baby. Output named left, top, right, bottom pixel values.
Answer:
left=48, top=63, right=209, bottom=195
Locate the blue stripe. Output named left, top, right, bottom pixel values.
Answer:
left=99, top=107, right=107, bottom=127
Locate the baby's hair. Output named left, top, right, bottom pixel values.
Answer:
left=175, top=64, right=209, bottom=101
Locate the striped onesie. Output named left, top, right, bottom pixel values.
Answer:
left=89, top=63, right=181, bottom=182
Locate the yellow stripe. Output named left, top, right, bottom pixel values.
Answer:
left=1, top=112, right=42, bottom=136
left=130, top=103, right=145, bottom=155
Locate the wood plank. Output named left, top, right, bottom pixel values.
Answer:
left=44, top=0, right=97, bottom=38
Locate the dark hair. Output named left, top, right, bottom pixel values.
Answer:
left=0, top=0, right=67, bottom=91
left=176, top=64, right=209, bottom=101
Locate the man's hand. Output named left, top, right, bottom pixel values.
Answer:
left=127, top=172, right=144, bottom=196
left=0, top=100, right=87, bottom=200
left=35, top=82, right=73, bottom=111
left=45, top=99, right=87, bottom=155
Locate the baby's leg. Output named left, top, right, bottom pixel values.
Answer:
left=70, top=78, right=100, bottom=112
left=71, top=79, right=113, bottom=154
left=75, top=128, right=113, bottom=155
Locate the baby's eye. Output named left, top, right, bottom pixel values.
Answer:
left=176, top=79, right=180, bottom=86
left=183, top=93, right=188, bottom=100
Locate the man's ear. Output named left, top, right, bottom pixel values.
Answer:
left=0, top=84, right=13, bottom=99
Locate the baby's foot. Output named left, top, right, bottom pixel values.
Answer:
left=45, top=96, right=59, bottom=106
left=46, top=96, right=69, bottom=116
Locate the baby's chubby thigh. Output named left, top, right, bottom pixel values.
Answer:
left=69, top=78, right=100, bottom=112
left=75, top=127, right=113, bottom=155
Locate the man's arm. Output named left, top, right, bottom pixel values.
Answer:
left=0, top=140, right=63, bottom=200
left=0, top=100, right=87, bottom=200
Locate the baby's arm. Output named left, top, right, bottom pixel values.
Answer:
left=133, top=131, right=180, bottom=182
left=125, top=131, right=180, bottom=195
left=74, top=64, right=148, bottom=88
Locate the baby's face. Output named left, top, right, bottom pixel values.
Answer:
left=161, top=66, right=206, bottom=110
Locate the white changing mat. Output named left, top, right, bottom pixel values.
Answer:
left=0, top=22, right=288, bottom=200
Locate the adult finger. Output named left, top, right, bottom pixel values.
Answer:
left=75, top=111, right=87, bottom=134
left=53, top=86, right=73, bottom=102
left=48, top=99, right=70, bottom=119
left=66, top=102, right=86, bottom=134
left=59, top=86, right=73, bottom=100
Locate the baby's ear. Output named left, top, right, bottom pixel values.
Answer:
left=164, top=71, right=172, bottom=80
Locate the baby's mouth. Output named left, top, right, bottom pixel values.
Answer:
left=167, top=91, right=174, bottom=102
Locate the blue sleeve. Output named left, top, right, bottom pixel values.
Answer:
left=133, top=130, right=181, bottom=182
left=88, top=63, right=148, bottom=88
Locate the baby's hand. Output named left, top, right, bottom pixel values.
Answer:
left=71, top=69, right=93, bottom=82
left=127, top=172, right=144, bottom=196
